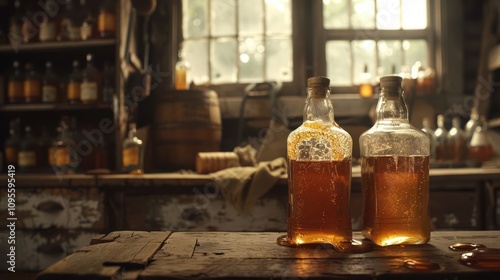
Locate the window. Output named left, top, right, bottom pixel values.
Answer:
left=181, top=0, right=293, bottom=86
left=321, top=0, right=432, bottom=89
left=180, top=0, right=434, bottom=95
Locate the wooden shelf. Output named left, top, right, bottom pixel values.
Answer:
left=0, top=39, right=115, bottom=54
left=0, top=103, right=113, bottom=112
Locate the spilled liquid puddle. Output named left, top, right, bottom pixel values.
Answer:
left=459, top=248, right=500, bottom=269
left=449, top=242, right=486, bottom=251
left=403, top=259, right=441, bottom=271
left=276, top=234, right=373, bottom=253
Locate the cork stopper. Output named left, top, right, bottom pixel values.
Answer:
left=307, top=76, right=330, bottom=87
left=379, top=75, right=402, bottom=98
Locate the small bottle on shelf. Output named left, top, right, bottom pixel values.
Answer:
left=8, top=60, right=24, bottom=104
left=469, top=116, right=495, bottom=162
left=18, top=126, right=38, bottom=173
left=447, top=116, right=467, bottom=163
left=8, top=0, right=23, bottom=47
left=52, top=118, right=78, bottom=174
left=122, top=123, right=144, bottom=174
left=4, top=118, right=21, bottom=167
left=67, top=60, right=82, bottom=104
left=42, top=62, right=59, bottom=103
left=59, top=0, right=82, bottom=41
left=175, top=47, right=191, bottom=90
left=98, top=0, right=116, bottom=38
left=39, top=1, right=59, bottom=42
left=434, top=114, right=449, bottom=163
left=23, top=63, right=41, bottom=104
left=80, top=54, right=100, bottom=104
left=80, top=0, right=96, bottom=40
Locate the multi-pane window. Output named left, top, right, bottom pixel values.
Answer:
left=181, top=0, right=293, bottom=86
left=322, top=0, right=430, bottom=87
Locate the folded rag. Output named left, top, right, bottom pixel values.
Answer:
left=210, top=157, right=287, bottom=214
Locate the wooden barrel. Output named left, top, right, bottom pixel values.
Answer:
left=153, top=89, right=222, bottom=171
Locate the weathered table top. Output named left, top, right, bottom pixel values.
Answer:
left=36, top=231, right=500, bottom=280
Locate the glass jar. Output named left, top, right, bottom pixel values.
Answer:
left=286, top=76, right=353, bottom=246
left=359, top=75, right=430, bottom=246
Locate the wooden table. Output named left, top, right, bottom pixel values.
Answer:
left=36, top=231, right=500, bottom=280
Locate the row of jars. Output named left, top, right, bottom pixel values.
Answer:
left=284, top=75, right=496, bottom=250
left=4, top=0, right=115, bottom=45
left=3, top=117, right=111, bottom=174
left=5, top=54, right=115, bottom=105
left=422, top=112, right=495, bottom=164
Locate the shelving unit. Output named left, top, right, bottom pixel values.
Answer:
left=0, top=38, right=115, bottom=53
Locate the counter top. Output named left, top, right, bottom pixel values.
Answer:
left=36, top=230, right=500, bottom=280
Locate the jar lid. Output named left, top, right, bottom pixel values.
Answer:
left=380, top=75, right=402, bottom=87
left=307, top=76, right=330, bottom=87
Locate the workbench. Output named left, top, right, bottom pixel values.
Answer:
left=36, top=230, right=500, bottom=279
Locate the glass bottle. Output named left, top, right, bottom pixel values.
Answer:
left=52, top=118, right=78, bottom=174
left=80, top=0, right=96, bottom=40
left=421, top=117, right=436, bottom=161
left=359, top=75, right=430, bottom=246
left=469, top=116, right=495, bottom=162
left=22, top=2, right=38, bottom=43
left=359, top=64, right=373, bottom=98
left=80, top=54, right=100, bottom=104
left=175, top=48, right=191, bottom=90
left=98, top=0, right=116, bottom=38
left=39, top=1, right=58, bottom=42
left=465, top=106, right=480, bottom=143
left=8, top=60, right=24, bottom=104
left=18, top=126, right=38, bottom=173
left=8, top=0, right=23, bottom=47
left=434, top=114, right=449, bottom=163
left=59, top=0, right=82, bottom=41
left=23, top=63, right=41, bottom=103
left=67, top=60, right=82, bottom=104
left=122, top=123, right=144, bottom=174
left=42, top=62, right=59, bottom=103
left=447, top=116, right=467, bottom=163
left=4, top=118, right=21, bottom=167
left=286, top=76, right=353, bottom=246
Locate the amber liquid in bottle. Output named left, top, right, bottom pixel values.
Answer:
left=288, top=159, right=352, bottom=244
left=361, top=156, right=430, bottom=246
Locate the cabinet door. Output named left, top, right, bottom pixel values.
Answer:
left=0, top=187, right=106, bottom=230
left=124, top=191, right=287, bottom=231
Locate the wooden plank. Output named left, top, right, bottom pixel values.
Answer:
left=158, top=232, right=199, bottom=258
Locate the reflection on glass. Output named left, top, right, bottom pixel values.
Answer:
left=183, top=0, right=207, bottom=38
left=352, top=40, right=375, bottom=84
left=266, top=0, right=292, bottom=35
left=211, top=0, right=236, bottom=36
left=377, top=0, right=400, bottom=30
left=184, top=40, right=209, bottom=85
left=326, top=40, right=351, bottom=86
left=378, top=40, right=401, bottom=76
left=323, top=0, right=349, bottom=29
left=266, top=38, right=293, bottom=81
left=238, top=0, right=263, bottom=36
left=211, top=38, right=237, bottom=84
left=403, top=40, right=427, bottom=68
left=402, top=0, right=427, bottom=29
left=239, top=37, right=264, bottom=82
left=351, top=0, right=375, bottom=29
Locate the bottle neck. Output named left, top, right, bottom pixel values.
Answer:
left=303, top=87, right=334, bottom=123
left=128, top=128, right=136, bottom=139
left=375, top=87, right=408, bottom=122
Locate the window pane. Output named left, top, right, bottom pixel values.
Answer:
left=402, top=0, right=427, bottom=29
left=326, top=41, right=351, bottom=86
left=323, top=0, right=349, bottom=29
left=183, top=0, right=207, bottom=38
left=403, top=39, right=427, bottom=69
left=352, top=0, right=375, bottom=29
left=211, top=0, right=236, bottom=36
left=239, top=0, right=263, bottom=36
left=239, top=37, right=265, bottom=82
left=265, top=0, right=292, bottom=35
left=211, top=38, right=237, bottom=84
left=376, top=0, right=400, bottom=30
left=266, top=37, right=293, bottom=81
left=352, top=40, right=376, bottom=84
left=184, top=40, right=209, bottom=85
left=378, top=40, right=401, bottom=76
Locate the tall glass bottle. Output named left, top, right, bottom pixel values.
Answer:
left=8, top=0, right=23, bottom=47
left=23, top=63, right=41, bottom=103
left=447, top=116, right=467, bottom=163
left=67, top=60, right=82, bottom=104
left=434, top=114, right=449, bottom=163
left=19, top=126, right=38, bottom=173
left=359, top=75, right=430, bottom=246
left=8, top=60, right=23, bottom=104
left=42, top=62, right=59, bottom=103
left=286, top=76, right=353, bottom=245
left=80, top=54, right=100, bottom=104
left=98, top=0, right=116, bottom=38
left=122, top=123, right=144, bottom=174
